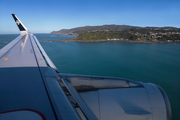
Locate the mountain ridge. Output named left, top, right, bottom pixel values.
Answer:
left=50, top=25, right=178, bottom=35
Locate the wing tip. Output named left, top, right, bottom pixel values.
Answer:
left=11, top=14, right=28, bottom=32
left=11, top=14, right=16, bottom=19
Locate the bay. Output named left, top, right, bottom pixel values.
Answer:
left=0, top=34, right=180, bottom=120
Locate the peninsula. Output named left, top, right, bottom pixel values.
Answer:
left=51, top=25, right=180, bottom=43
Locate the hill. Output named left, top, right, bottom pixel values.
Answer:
left=50, top=25, right=142, bottom=35
left=51, top=25, right=180, bottom=43
left=75, top=28, right=180, bottom=42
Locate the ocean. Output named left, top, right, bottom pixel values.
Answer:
left=0, top=34, right=180, bottom=120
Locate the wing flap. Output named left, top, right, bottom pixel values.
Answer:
left=61, top=78, right=99, bottom=120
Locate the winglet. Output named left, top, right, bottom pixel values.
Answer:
left=12, top=14, right=29, bottom=35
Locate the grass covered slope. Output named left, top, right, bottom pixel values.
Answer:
left=75, top=29, right=180, bottom=42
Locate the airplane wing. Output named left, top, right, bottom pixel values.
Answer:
left=0, top=14, right=171, bottom=120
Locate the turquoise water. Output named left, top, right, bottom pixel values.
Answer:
left=1, top=34, right=180, bottom=120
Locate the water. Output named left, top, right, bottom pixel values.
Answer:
left=35, top=33, right=75, bottom=41
left=0, top=34, right=180, bottom=120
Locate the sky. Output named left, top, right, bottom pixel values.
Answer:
left=0, top=0, right=180, bottom=34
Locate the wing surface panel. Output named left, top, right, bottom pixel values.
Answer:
left=0, top=35, right=38, bottom=68
left=0, top=34, right=47, bottom=68
left=0, top=35, right=21, bottom=58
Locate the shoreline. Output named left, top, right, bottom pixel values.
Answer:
left=39, top=39, right=180, bottom=43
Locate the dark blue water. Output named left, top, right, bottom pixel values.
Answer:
left=0, top=34, right=180, bottom=120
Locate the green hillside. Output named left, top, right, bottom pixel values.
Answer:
left=75, top=29, right=180, bottom=42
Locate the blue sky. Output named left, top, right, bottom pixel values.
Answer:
left=0, top=0, right=180, bottom=34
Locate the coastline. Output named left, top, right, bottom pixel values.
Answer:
left=39, top=39, right=180, bottom=43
